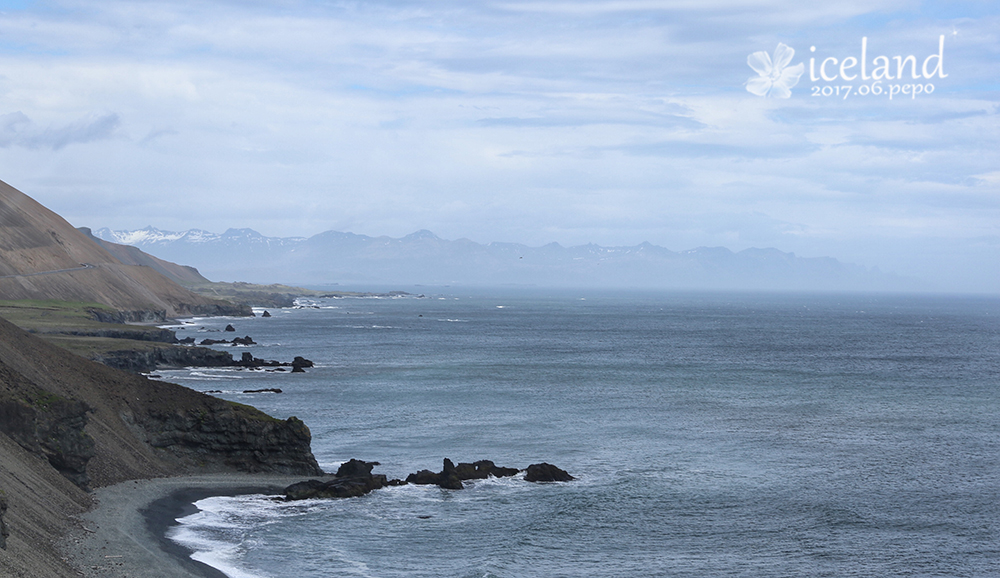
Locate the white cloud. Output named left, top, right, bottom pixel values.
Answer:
left=0, top=111, right=120, bottom=149
left=0, top=0, right=995, bottom=291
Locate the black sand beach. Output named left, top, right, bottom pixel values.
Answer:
left=60, top=474, right=323, bottom=578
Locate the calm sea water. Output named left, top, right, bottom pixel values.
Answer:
left=158, top=290, right=1000, bottom=578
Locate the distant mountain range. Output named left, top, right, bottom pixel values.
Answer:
left=92, top=226, right=907, bottom=291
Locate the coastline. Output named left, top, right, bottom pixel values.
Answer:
left=59, top=474, right=321, bottom=578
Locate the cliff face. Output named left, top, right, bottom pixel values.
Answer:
left=142, top=406, right=318, bottom=475
left=0, top=392, right=94, bottom=489
left=91, top=344, right=237, bottom=373
left=0, top=316, right=322, bottom=486
left=0, top=315, right=322, bottom=575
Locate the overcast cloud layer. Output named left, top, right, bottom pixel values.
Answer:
left=0, top=0, right=996, bottom=292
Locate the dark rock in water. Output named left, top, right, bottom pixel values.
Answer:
left=232, top=335, right=256, bottom=346
left=453, top=460, right=520, bottom=480
left=404, top=458, right=519, bottom=489
left=262, top=310, right=272, bottom=317
left=291, top=356, right=313, bottom=373
left=336, top=458, right=379, bottom=478
left=236, top=351, right=310, bottom=371
left=285, top=458, right=395, bottom=500
left=452, top=461, right=480, bottom=480
left=438, top=458, right=464, bottom=490
left=178, top=336, right=195, bottom=344
left=204, top=390, right=223, bottom=394
left=284, top=479, right=328, bottom=500
left=242, top=388, right=282, bottom=394
left=525, top=463, right=574, bottom=482
left=224, top=324, right=236, bottom=332
left=405, top=469, right=440, bottom=485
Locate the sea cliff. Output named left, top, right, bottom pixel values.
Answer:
left=0, top=316, right=321, bottom=577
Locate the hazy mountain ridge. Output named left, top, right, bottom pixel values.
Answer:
left=93, top=227, right=905, bottom=291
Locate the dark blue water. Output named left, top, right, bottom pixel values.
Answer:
left=160, top=290, right=1000, bottom=578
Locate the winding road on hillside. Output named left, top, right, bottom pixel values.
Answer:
left=0, top=262, right=96, bottom=279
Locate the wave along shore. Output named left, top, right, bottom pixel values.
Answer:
left=59, top=474, right=317, bottom=578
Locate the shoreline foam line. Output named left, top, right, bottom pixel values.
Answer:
left=59, top=474, right=312, bottom=578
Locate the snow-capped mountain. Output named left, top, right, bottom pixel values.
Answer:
left=91, top=226, right=905, bottom=290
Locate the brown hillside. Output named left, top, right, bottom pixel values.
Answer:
left=0, top=180, right=246, bottom=318
left=79, top=227, right=211, bottom=287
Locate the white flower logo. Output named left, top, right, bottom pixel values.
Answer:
left=746, top=43, right=805, bottom=99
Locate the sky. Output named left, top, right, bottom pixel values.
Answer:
left=0, top=0, right=997, bottom=292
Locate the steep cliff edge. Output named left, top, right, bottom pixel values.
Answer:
left=0, top=315, right=322, bottom=576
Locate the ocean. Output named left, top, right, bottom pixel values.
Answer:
left=156, top=290, right=1000, bottom=578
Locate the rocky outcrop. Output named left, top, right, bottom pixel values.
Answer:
left=235, top=352, right=314, bottom=372
left=90, top=346, right=314, bottom=374
left=0, top=393, right=95, bottom=490
left=525, top=462, right=574, bottom=482
left=406, top=458, right=520, bottom=490
left=141, top=404, right=321, bottom=475
left=86, top=303, right=251, bottom=323
left=91, top=345, right=236, bottom=373
left=284, top=459, right=403, bottom=500
left=291, top=356, right=313, bottom=373
left=87, top=309, right=170, bottom=324
left=199, top=335, right=256, bottom=346
left=36, top=325, right=177, bottom=343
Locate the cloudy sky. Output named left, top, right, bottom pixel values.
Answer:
left=0, top=0, right=996, bottom=291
